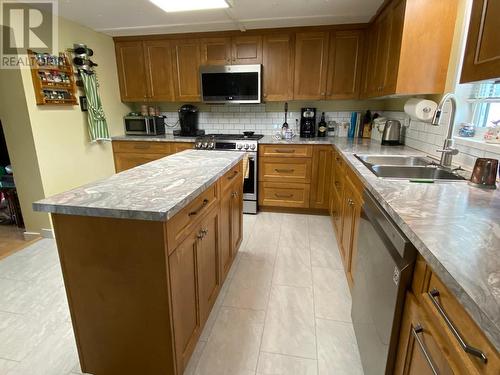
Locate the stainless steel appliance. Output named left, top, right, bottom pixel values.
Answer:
left=124, top=116, right=166, bottom=136
left=381, top=120, right=402, bottom=145
left=469, top=157, right=498, bottom=189
left=300, top=108, right=316, bottom=138
left=352, top=190, right=416, bottom=375
left=178, top=104, right=200, bottom=136
left=195, top=133, right=262, bottom=214
left=200, top=64, right=261, bottom=104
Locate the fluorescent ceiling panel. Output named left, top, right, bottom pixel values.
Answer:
left=150, top=0, right=229, bottom=12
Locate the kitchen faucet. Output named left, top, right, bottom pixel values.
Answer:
left=431, top=93, right=459, bottom=167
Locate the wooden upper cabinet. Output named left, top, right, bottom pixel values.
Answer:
left=362, top=0, right=458, bottom=98
left=262, top=33, right=294, bottom=101
left=115, top=41, right=148, bottom=102
left=231, top=35, right=263, bottom=64
left=293, top=32, right=329, bottom=100
left=326, top=30, right=364, bottom=99
left=144, top=40, right=175, bottom=101
left=461, top=0, right=500, bottom=83
left=200, top=37, right=232, bottom=65
left=172, top=39, right=202, bottom=102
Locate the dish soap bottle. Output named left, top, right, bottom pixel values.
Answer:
left=317, top=112, right=327, bottom=137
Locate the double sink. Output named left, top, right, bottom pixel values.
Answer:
left=355, top=154, right=466, bottom=181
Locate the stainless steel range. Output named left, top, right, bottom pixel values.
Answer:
left=195, top=133, right=262, bottom=214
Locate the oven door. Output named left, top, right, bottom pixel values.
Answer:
left=124, top=117, right=149, bottom=135
left=243, top=152, right=257, bottom=200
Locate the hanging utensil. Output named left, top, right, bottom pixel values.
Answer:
left=282, top=102, right=289, bottom=128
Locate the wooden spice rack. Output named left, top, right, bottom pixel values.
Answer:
left=28, top=49, right=78, bottom=106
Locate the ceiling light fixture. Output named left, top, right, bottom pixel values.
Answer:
left=150, top=0, right=230, bottom=12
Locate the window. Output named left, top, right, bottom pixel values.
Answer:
left=470, top=81, right=500, bottom=128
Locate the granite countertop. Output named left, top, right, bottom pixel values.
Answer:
left=33, top=150, right=244, bottom=221
left=112, top=135, right=197, bottom=142
left=259, top=135, right=334, bottom=145
left=331, top=138, right=500, bottom=350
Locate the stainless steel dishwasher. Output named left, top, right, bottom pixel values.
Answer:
left=351, top=190, right=416, bottom=375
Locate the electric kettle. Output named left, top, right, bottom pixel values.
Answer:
left=381, top=120, right=402, bottom=145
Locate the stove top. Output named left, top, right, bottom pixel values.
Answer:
left=206, top=133, right=264, bottom=141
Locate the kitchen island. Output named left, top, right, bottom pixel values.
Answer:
left=33, top=150, right=245, bottom=375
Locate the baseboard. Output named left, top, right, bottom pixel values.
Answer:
left=23, top=231, right=41, bottom=241
left=41, top=228, right=55, bottom=238
left=258, top=206, right=329, bottom=216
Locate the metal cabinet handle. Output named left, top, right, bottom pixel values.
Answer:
left=227, top=170, right=239, bottom=180
left=428, top=289, right=488, bottom=363
left=197, top=232, right=204, bottom=239
left=188, top=199, right=209, bottom=217
left=348, top=198, right=354, bottom=206
left=274, top=168, right=295, bottom=173
left=197, top=228, right=208, bottom=240
left=275, top=193, right=293, bottom=198
left=231, top=191, right=238, bottom=197
left=412, top=325, right=440, bottom=375
left=275, top=149, right=295, bottom=154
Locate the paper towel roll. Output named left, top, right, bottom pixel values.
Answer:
left=404, top=98, right=437, bottom=122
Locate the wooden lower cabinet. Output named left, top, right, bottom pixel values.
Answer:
left=112, top=141, right=195, bottom=172
left=259, top=181, right=310, bottom=208
left=310, top=146, right=332, bottom=209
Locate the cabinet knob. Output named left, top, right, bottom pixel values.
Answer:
left=321, top=92, right=326, bottom=96
left=348, top=199, right=354, bottom=206
left=263, top=93, right=267, bottom=98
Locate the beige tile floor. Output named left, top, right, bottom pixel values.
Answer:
left=0, top=212, right=363, bottom=375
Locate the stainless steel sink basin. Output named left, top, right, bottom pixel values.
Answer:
left=355, top=154, right=433, bottom=167
left=370, top=166, right=465, bottom=181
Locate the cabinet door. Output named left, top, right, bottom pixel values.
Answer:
left=326, top=30, right=364, bottom=99
left=172, top=39, right=201, bottom=102
left=461, top=0, right=500, bottom=83
left=293, top=32, right=329, bottom=100
left=197, top=208, right=220, bottom=323
left=262, top=33, right=294, bottom=101
left=115, top=41, right=148, bottom=102
left=230, top=180, right=243, bottom=254
left=310, top=146, right=332, bottom=209
left=201, top=37, right=232, bottom=65
left=383, top=0, right=405, bottom=95
left=362, top=23, right=380, bottom=98
left=143, top=40, right=175, bottom=101
left=113, top=153, right=164, bottom=173
left=231, top=35, right=263, bottom=64
left=394, top=293, right=467, bottom=375
left=168, top=232, right=200, bottom=374
left=373, top=8, right=393, bottom=96
left=219, top=191, right=232, bottom=280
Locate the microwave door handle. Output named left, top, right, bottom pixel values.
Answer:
left=146, top=118, right=151, bottom=135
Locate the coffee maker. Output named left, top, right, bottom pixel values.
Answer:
left=300, top=108, right=316, bottom=138
left=178, top=104, right=200, bottom=136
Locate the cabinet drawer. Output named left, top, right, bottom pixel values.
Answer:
left=166, top=184, right=218, bottom=252
left=259, top=144, right=312, bottom=158
left=259, top=182, right=310, bottom=208
left=420, top=273, right=500, bottom=374
left=112, top=141, right=172, bottom=154
left=220, top=161, right=243, bottom=193
left=259, top=157, right=312, bottom=183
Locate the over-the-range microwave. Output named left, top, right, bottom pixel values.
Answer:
left=200, top=64, right=261, bottom=104
left=124, top=116, right=166, bottom=136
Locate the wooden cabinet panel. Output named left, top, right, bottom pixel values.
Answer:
left=113, top=153, right=165, bottom=173
left=372, top=7, right=393, bottom=96
left=362, top=22, right=380, bottom=97
left=262, top=34, right=294, bottom=101
left=461, top=0, right=500, bottom=83
left=394, top=293, right=465, bottom=375
left=197, top=208, right=220, bottom=323
left=231, top=35, right=263, bottom=64
left=326, top=30, right=364, bottom=99
left=112, top=140, right=171, bottom=154
left=259, top=144, right=312, bottom=158
left=201, top=37, right=232, bottom=65
left=230, top=180, right=243, bottom=253
left=115, top=41, right=148, bottom=102
left=259, top=182, right=310, bottom=208
left=259, top=157, right=312, bottom=184
left=172, top=39, right=202, bottom=102
left=310, top=146, right=332, bottom=209
left=172, top=142, right=194, bottom=154
left=293, top=32, right=329, bottom=100
left=220, top=162, right=242, bottom=194
left=144, top=40, right=175, bottom=101
left=168, top=232, right=200, bottom=374
left=219, top=190, right=232, bottom=279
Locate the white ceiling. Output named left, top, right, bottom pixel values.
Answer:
left=57, top=0, right=384, bottom=36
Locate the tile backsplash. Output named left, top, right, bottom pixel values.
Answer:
left=161, top=104, right=355, bottom=136
left=378, top=111, right=500, bottom=170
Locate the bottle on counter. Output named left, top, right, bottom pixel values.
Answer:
left=317, top=112, right=327, bottom=137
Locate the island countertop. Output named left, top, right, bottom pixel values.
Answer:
left=33, top=150, right=244, bottom=221
left=331, top=138, right=500, bottom=351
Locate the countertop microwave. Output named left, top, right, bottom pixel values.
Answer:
left=124, top=116, right=166, bottom=136
left=200, top=64, right=261, bottom=104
